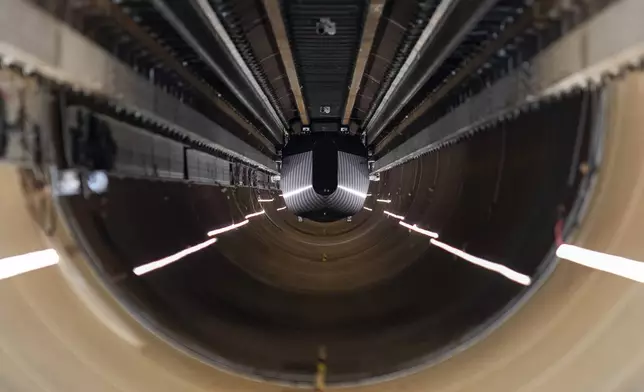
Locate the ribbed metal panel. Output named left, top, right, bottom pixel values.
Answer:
left=332, top=151, right=369, bottom=212
left=281, top=150, right=368, bottom=219
left=282, top=151, right=320, bottom=213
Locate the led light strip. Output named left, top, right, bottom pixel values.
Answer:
left=376, top=199, right=391, bottom=203
left=397, top=220, right=530, bottom=285
left=384, top=210, right=405, bottom=220
left=430, top=238, right=532, bottom=286
left=245, top=210, right=266, bottom=219
left=282, top=185, right=312, bottom=198
left=363, top=207, right=373, bottom=211
left=277, top=206, right=287, bottom=211
left=337, top=185, right=368, bottom=198
left=207, top=220, right=249, bottom=237
left=0, top=249, right=59, bottom=280
left=133, top=238, right=218, bottom=276
left=399, top=221, right=439, bottom=238
left=257, top=198, right=274, bottom=203
left=557, top=244, right=644, bottom=283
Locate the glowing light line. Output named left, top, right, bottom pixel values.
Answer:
left=430, top=238, right=531, bottom=286
left=245, top=210, right=266, bottom=219
left=133, top=239, right=218, bottom=276
left=337, top=185, right=368, bottom=198
left=207, top=220, right=249, bottom=237
left=557, top=244, right=644, bottom=283
left=282, top=185, right=312, bottom=198
left=0, top=249, right=59, bottom=280
left=384, top=210, right=405, bottom=220
left=398, top=221, right=439, bottom=238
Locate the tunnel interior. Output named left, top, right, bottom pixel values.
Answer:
left=57, top=91, right=594, bottom=385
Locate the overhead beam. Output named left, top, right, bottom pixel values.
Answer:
left=375, top=0, right=559, bottom=151
left=151, top=0, right=284, bottom=144
left=263, top=0, right=311, bottom=126
left=363, top=0, right=497, bottom=142
left=187, top=0, right=288, bottom=136
left=342, top=0, right=386, bottom=125
left=373, top=0, right=644, bottom=173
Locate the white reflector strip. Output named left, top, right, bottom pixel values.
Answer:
left=0, top=249, right=59, bottom=280
left=556, top=244, right=644, bottom=283
left=133, top=239, right=217, bottom=276
left=384, top=210, right=405, bottom=220
left=337, top=185, right=368, bottom=198
left=430, top=239, right=531, bottom=286
left=277, top=206, right=287, bottom=211
left=245, top=210, right=266, bottom=219
left=207, top=220, right=249, bottom=237
left=282, top=185, right=313, bottom=198
left=363, top=207, right=373, bottom=211
left=376, top=199, right=391, bottom=203
left=257, top=198, right=274, bottom=203
left=399, top=221, right=439, bottom=238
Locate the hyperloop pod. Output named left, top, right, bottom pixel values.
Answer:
left=1, top=75, right=644, bottom=392
left=280, top=132, right=369, bottom=222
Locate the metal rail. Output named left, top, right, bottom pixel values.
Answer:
left=150, top=0, right=284, bottom=144
left=363, top=0, right=496, bottom=140
left=341, top=0, right=386, bottom=125
left=263, top=0, right=311, bottom=125
left=189, top=0, right=288, bottom=136
left=0, top=0, right=278, bottom=172
left=374, top=0, right=558, bottom=151
left=373, top=0, right=644, bottom=172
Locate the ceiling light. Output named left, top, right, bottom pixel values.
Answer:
left=376, top=199, right=391, bottom=203
left=257, top=198, right=274, bottom=203
left=0, top=249, right=59, bottom=280
left=133, top=238, right=217, bottom=276
left=430, top=239, right=531, bottom=286
left=207, top=220, right=249, bottom=237
left=556, top=244, right=644, bottom=283
left=363, top=207, right=373, bottom=211
left=277, top=206, right=287, bottom=211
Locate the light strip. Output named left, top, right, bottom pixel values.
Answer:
left=257, top=198, right=274, bottom=203
left=384, top=210, right=405, bottom=220
left=277, top=206, right=287, bottom=211
left=245, top=210, right=266, bottom=219
left=556, top=244, right=644, bottom=283
left=399, top=221, right=439, bottom=238
left=133, top=238, right=218, bottom=276
left=337, top=185, right=368, bottom=198
left=430, top=239, right=531, bottom=286
left=376, top=199, right=392, bottom=203
left=207, top=220, right=249, bottom=237
left=363, top=207, right=373, bottom=211
left=282, top=185, right=313, bottom=198
left=0, top=249, right=59, bottom=280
